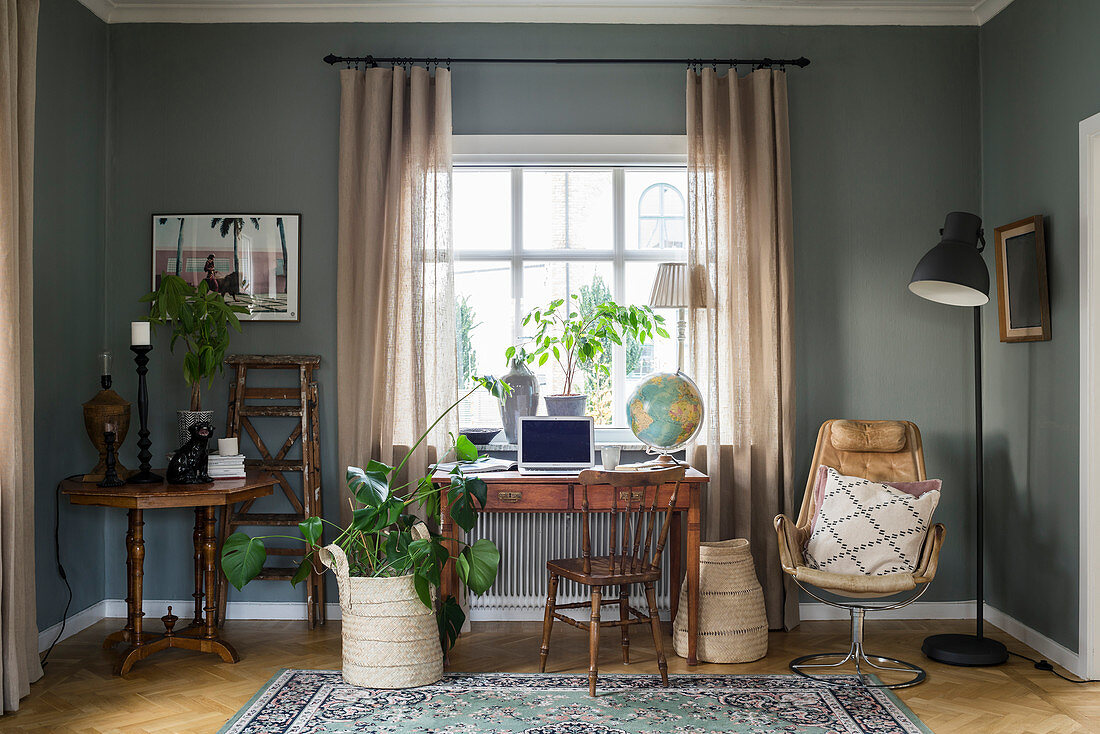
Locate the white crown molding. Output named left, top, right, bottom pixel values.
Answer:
left=72, top=0, right=1017, bottom=26
left=972, top=0, right=1015, bottom=24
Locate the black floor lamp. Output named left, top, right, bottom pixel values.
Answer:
left=908, top=211, right=1009, bottom=667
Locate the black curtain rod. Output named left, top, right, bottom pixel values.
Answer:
left=322, top=54, right=810, bottom=70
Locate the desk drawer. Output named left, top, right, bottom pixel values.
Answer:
left=576, top=485, right=690, bottom=511
left=481, top=484, right=570, bottom=511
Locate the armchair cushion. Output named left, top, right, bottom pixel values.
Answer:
left=809, top=465, right=942, bottom=533
left=805, top=467, right=940, bottom=576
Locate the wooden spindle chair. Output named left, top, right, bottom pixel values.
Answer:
left=539, top=466, right=687, bottom=696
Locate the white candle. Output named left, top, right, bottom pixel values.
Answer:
left=130, top=321, right=151, bottom=346
left=218, top=437, right=239, bottom=456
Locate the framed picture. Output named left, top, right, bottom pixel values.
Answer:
left=993, top=215, right=1051, bottom=343
left=152, top=214, right=300, bottom=322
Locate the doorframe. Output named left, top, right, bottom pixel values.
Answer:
left=1078, top=110, right=1100, bottom=680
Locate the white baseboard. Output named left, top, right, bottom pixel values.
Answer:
left=984, top=604, right=1081, bottom=677
left=38, top=600, right=112, bottom=653
left=798, top=600, right=976, bottom=621
left=39, top=597, right=1083, bottom=678
left=101, top=598, right=345, bottom=622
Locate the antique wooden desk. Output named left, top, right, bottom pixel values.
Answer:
left=433, top=467, right=708, bottom=665
left=62, top=470, right=275, bottom=675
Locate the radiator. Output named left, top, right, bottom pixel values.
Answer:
left=465, top=513, right=672, bottom=621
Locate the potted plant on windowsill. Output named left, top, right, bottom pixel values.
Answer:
left=220, top=376, right=511, bottom=689
left=515, top=296, right=668, bottom=416
left=141, top=273, right=247, bottom=448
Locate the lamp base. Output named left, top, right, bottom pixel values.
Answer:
left=922, top=633, right=1007, bottom=667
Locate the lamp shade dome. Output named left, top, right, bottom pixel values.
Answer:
left=908, top=211, right=990, bottom=307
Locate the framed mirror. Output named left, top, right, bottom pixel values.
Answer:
left=993, top=215, right=1051, bottom=343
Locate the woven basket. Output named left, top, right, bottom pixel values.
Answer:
left=673, top=538, right=768, bottom=663
left=319, top=543, right=443, bottom=688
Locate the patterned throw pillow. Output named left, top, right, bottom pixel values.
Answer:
left=804, top=467, right=940, bottom=576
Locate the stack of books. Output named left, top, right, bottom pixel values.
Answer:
left=208, top=452, right=246, bottom=480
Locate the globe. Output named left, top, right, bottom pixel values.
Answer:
left=626, top=371, right=705, bottom=451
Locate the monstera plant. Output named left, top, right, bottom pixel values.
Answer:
left=221, top=376, right=511, bottom=652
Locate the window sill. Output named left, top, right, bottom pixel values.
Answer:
left=485, top=440, right=651, bottom=453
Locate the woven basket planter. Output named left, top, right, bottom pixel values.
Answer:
left=673, top=538, right=768, bottom=663
left=320, top=543, right=443, bottom=688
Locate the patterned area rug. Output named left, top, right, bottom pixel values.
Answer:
left=219, top=671, right=931, bottom=734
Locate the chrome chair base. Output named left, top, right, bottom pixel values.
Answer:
left=788, top=599, right=927, bottom=689
left=790, top=648, right=926, bottom=689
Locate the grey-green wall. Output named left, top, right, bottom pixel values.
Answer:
left=980, top=0, right=1100, bottom=652
left=101, top=22, right=982, bottom=605
left=33, top=0, right=109, bottom=630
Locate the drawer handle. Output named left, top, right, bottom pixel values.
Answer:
left=619, top=491, right=644, bottom=502
left=497, top=491, right=523, bottom=503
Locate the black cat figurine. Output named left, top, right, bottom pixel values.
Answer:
left=167, top=422, right=214, bottom=484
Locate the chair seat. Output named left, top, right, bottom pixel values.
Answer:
left=547, top=556, right=662, bottom=586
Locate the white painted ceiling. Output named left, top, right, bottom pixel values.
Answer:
left=75, top=0, right=1016, bottom=26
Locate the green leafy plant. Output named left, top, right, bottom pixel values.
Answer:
left=141, top=274, right=248, bottom=411
left=509, top=296, right=669, bottom=396
left=221, top=376, right=513, bottom=653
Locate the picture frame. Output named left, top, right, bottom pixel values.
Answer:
left=993, top=215, right=1051, bottom=343
left=152, top=214, right=301, bottom=322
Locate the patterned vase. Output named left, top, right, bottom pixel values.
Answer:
left=499, top=358, right=540, bottom=443
left=177, top=409, right=214, bottom=450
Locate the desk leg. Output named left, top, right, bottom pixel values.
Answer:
left=670, top=513, right=682, bottom=625
left=687, top=488, right=700, bottom=666
left=441, top=491, right=458, bottom=606
left=192, top=508, right=204, bottom=626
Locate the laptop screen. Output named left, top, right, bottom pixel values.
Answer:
left=520, top=418, right=592, bottom=464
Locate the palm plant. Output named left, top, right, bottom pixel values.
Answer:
left=157, top=217, right=185, bottom=277
left=210, top=217, right=259, bottom=274
left=276, top=216, right=289, bottom=282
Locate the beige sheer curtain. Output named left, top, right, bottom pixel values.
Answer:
left=336, top=66, right=456, bottom=523
left=0, top=0, right=42, bottom=712
left=686, top=68, right=798, bottom=631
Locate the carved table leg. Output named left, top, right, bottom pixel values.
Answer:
left=201, top=506, right=238, bottom=661
left=104, top=516, right=136, bottom=649
left=192, top=508, right=204, bottom=626
left=115, top=509, right=150, bottom=675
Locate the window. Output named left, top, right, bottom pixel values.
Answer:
left=453, top=144, right=687, bottom=430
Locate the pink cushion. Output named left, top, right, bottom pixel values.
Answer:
left=809, top=465, right=942, bottom=534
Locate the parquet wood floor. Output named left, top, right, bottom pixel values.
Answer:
left=3, top=618, right=1096, bottom=733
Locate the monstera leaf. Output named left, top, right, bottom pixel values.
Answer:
left=221, top=533, right=266, bottom=590
left=456, top=538, right=500, bottom=595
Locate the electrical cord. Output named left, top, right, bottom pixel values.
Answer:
left=1008, top=650, right=1099, bottom=684
left=40, top=474, right=80, bottom=668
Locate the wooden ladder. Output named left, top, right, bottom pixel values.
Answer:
left=216, top=354, right=326, bottom=627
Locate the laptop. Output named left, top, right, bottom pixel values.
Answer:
left=517, top=416, right=595, bottom=475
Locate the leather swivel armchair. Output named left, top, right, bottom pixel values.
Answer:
left=774, top=419, right=946, bottom=688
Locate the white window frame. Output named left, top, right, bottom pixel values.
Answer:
left=453, top=135, right=688, bottom=428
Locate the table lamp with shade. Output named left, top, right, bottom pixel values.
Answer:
left=908, top=211, right=1008, bottom=667
left=649, top=261, right=691, bottom=372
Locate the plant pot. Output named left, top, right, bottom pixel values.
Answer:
left=543, top=394, right=587, bottom=416
left=499, top=358, right=540, bottom=443
left=673, top=538, right=768, bottom=663
left=176, top=409, right=214, bottom=450
left=319, top=543, right=443, bottom=688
